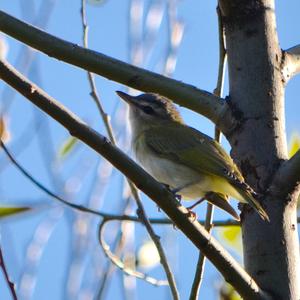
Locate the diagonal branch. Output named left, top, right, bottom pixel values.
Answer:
left=282, top=45, right=300, bottom=82
left=0, top=246, right=17, bottom=300
left=269, top=149, right=300, bottom=198
left=0, top=58, right=270, bottom=300
left=0, top=10, right=234, bottom=133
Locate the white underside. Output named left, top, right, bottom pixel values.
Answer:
left=134, top=143, right=245, bottom=202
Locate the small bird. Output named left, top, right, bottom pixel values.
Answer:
left=116, top=91, right=269, bottom=221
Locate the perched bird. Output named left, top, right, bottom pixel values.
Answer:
left=116, top=91, right=269, bottom=221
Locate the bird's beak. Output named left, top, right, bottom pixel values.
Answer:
left=116, top=91, right=138, bottom=106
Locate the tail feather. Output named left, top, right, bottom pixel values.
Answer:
left=205, top=192, right=240, bottom=221
left=237, top=188, right=270, bottom=222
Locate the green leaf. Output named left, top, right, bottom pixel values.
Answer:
left=58, top=136, right=78, bottom=158
left=217, top=226, right=242, bottom=253
left=288, top=134, right=300, bottom=207
left=219, top=282, right=242, bottom=300
left=0, top=206, right=30, bottom=218
left=289, top=134, right=300, bottom=158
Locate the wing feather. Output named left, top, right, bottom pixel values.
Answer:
left=144, top=125, right=244, bottom=184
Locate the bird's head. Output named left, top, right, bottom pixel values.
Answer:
left=116, top=91, right=183, bottom=135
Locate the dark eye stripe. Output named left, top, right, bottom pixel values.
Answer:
left=142, top=106, right=155, bottom=115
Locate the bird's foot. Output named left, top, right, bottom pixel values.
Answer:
left=163, top=184, right=182, bottom=202
left=186, top=209, right=197, bottom=221
left=184, top=198, right=205, bottom=221
left=172, top=191, right=182, bottom=203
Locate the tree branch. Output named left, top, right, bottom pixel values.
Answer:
left=0, top=58, right=270, bottom=300
left=0, top=10, right=234, bottom=133
left=0, top=246, right=17, bottom=300
left=269, top=149, right=300, bottom=198
left=98, top=218, right=169, bottom=287
left=282, top=45, right=300, bottom=82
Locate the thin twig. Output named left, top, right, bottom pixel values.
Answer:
left=0, top=246, right=17, bottom=300
left=189, top=203, right=215, bottom=300
left=98, top=218, right=169, bottom=286
left=80, top=2, right=179, bottom=298
left=189, top=6, right=227, bottom=300
left=80, top=0, right=116, bottom=144
left=131, top=187, right=179, bottom=300
left=96, top=199, right=132, bottom=300
left=0, top=139, right=106, bottom=218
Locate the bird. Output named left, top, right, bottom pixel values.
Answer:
left=116, top=91, right=269, bottom=222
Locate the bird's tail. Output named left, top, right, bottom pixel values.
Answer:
left=205, top=192, right=240, bottom=221
left=237, top=187, right=270, bottom=222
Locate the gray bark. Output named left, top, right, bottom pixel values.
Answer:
left=219, top=1, right=300, bottom=299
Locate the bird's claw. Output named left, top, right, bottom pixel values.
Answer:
left=186, top=209, right=197, bottom=221
left=163, top=184, right=182, bottom=202
left=173, top=193, right=182, bottom=202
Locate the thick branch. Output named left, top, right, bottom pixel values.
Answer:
left=269, top=150, right=300, bottom=198
left=282, top=45, right=300, bottom=82
left=0, top=58, right=269, bottom=300
left=0, top=10, right=234, bottom=133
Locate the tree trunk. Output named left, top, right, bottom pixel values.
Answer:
left=219, top=1, right=300, bottom=299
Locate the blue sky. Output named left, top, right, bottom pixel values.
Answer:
left=0, top=1, right=299, bottom=300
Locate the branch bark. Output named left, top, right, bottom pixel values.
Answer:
left=282, top=45, right=300, bottom=82
left=0, top=10, right=234, bottom=133
left=0, top=58, right=270, bottom=300
left=269, top=149, right=300, bottom=197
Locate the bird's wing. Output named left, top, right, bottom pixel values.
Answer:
left=144, top=125, right=270, bottom=221
left=144, top=125, right=245, bottom=185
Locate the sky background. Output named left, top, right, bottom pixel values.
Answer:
left=0, top=1, right=299, bottom=300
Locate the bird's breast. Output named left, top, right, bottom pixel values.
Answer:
left=133, top=137, right=210, bottom=200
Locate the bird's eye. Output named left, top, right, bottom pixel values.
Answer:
left=142, top=106, right=155, bottom=115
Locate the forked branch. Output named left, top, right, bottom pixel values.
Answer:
left=270, top=149, right=300, bottom=198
